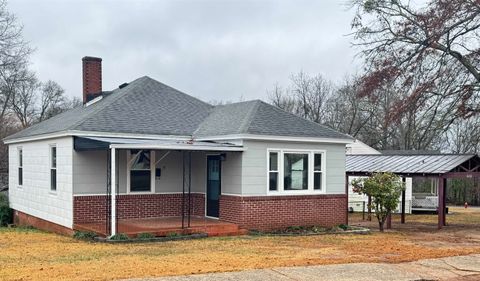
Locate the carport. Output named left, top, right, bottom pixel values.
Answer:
left=346, top=154, right=480, bottom=229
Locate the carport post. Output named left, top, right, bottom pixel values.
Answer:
left=438, top=176, right=445, bottom=229
left=401, top=177, right=406, bottom=224
left=110, top=147, right=116, bottom=237
left=443, top=177, right=447, bottom=226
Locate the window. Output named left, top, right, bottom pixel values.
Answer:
left=269, top=152, right=279, bottom=191
left=267, top=149, right=325, bottom=194
left=314, top=153, right=323, bottom=190
left=18, top=148, right=23, bottom=186
left=129, top=150, right=152, bottom=192
left=50, top=146, right=57, bottom=191
left=284, top=153, right=309, bottom=190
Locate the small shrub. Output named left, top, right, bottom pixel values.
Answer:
left=73, top=231, right=97, bottom=241
left=0, top=193, right=13, bottom=226
left=285, top=226, right=303, bottom=232
left=166, top=232, right=180, bottom=237
left=311, top=226, right=327, bottom=233
left=248, top=230, right=264, bottom=236
left=338, top=224, right=349, bottom=231
left=110, top=233, right=129, bottom=240
left=137, top=232, right=155, bottom=239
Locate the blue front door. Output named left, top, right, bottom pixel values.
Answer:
left=206, top=155, right=221, bottom=218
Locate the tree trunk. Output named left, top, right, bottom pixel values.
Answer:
left=378, top=220, right=384, bottom=232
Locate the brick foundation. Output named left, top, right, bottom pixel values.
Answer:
left=220, top=194, right=347, bottom=230
left=73, top=193, right=205, bottom=224
left=13, top=210, right=74, bottom=236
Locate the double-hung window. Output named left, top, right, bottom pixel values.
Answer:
left=18, top=148, right=23, bottom=186
left=313, top=153, right=323, bottom=190
left=268, top=149, right=325, bottom=194
left=129, top=150, right=153, bottom=192
left=268, top=152, right=279, bottom=191
left=50, top=145, right=57, bottom=191
left=284, top=153, right=309, bottom=190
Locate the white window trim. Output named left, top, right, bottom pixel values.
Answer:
left=126, top=150, right=155, bottom=194
left=268, top=151, right=280, bottom=192
left=17, top=147, right=23, bottom=188
left=49, top=144, right=57, bottom=193
left=266, top=148, right=327, bottom=195
left=313, top=152, right=324, bottom=191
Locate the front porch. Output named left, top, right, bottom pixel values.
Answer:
left=72, top=136, right=245, bottom=237
left=74, top=216, right=246, bottom=237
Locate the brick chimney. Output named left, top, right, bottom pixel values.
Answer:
left=82, top=56, right=102, bottom=104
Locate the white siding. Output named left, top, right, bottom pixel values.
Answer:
left=73, top=150, right=108, bottom=195
left=8, top=137, right=74, bottom=228
left=346, top=140, right=381, bottom=155
left=221, top=152, right=242, bottom=195
left=73, top=150, right=209, bottom=195
left=240, top=140, right=346, bottom=195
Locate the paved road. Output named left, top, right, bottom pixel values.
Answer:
left=125, top=254, right=480, bottom=281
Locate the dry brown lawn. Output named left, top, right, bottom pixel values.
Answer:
left=1, top=206, right=480, bottom=281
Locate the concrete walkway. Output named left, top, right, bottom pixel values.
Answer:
left=128, top=254, right=480, bottom=281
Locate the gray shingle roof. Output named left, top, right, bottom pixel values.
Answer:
left=5, top=76, right=213, bottom=140
left=5, top=77, right=352, bottom=142
left=194, top=100, right=352, bottom=139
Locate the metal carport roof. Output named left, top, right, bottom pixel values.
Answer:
left=346, top=154, right=479, bottom=176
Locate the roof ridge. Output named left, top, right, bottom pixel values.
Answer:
left=192, top=100, right=259, bottom=136
left=238, top=100, right=262, bottom=134
left=146, top=77, right=213, bottom=108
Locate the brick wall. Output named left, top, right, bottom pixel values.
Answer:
left=220, top=194, right=347, bottom=230
left=14, top=210, right=74, bottom=236
left=73, top=193, right=346, bottom=230
left=73, top=193, right=205, bottom=224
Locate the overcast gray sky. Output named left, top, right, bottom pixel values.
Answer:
left=9, top=0, right=359, bottom=102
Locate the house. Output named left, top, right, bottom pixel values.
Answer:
left=4, top=57, right=353, bottom=237
left=346, top=140, right=413, bottom=214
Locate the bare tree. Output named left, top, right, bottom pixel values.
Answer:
left=268, top=83, right=297, bottom=113
left=268, top=72, right=334, bottom=123
left=38, top=80, right=67, bottom=121
left=350, top=0, right=480, bottom=118
left=0, top=0, right=32, bottom=128
left=10, top=73, right=38, bottom=128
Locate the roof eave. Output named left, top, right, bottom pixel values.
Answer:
left=3, top=130, right=193, bottom=144
left=195, top=133, right=354, bottom=144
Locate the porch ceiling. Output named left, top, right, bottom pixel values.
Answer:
left=73, top=136, right=244, bottom=151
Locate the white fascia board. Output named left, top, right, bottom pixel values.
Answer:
left=109, top=143, right=245, bottom=151
left=196, top=134, right=354, bottom=144
left=3, top=130, right=192, bottom=144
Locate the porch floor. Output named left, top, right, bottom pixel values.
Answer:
left=73, top=216, right=247, bottom=238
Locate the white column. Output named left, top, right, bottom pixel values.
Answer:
left=110, top=147, right=116, bottom=237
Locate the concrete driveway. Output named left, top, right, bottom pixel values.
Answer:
left=126, top=254, right=480, bottom=281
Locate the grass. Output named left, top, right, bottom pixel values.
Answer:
left=1, top=207, right=480, bottom=280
